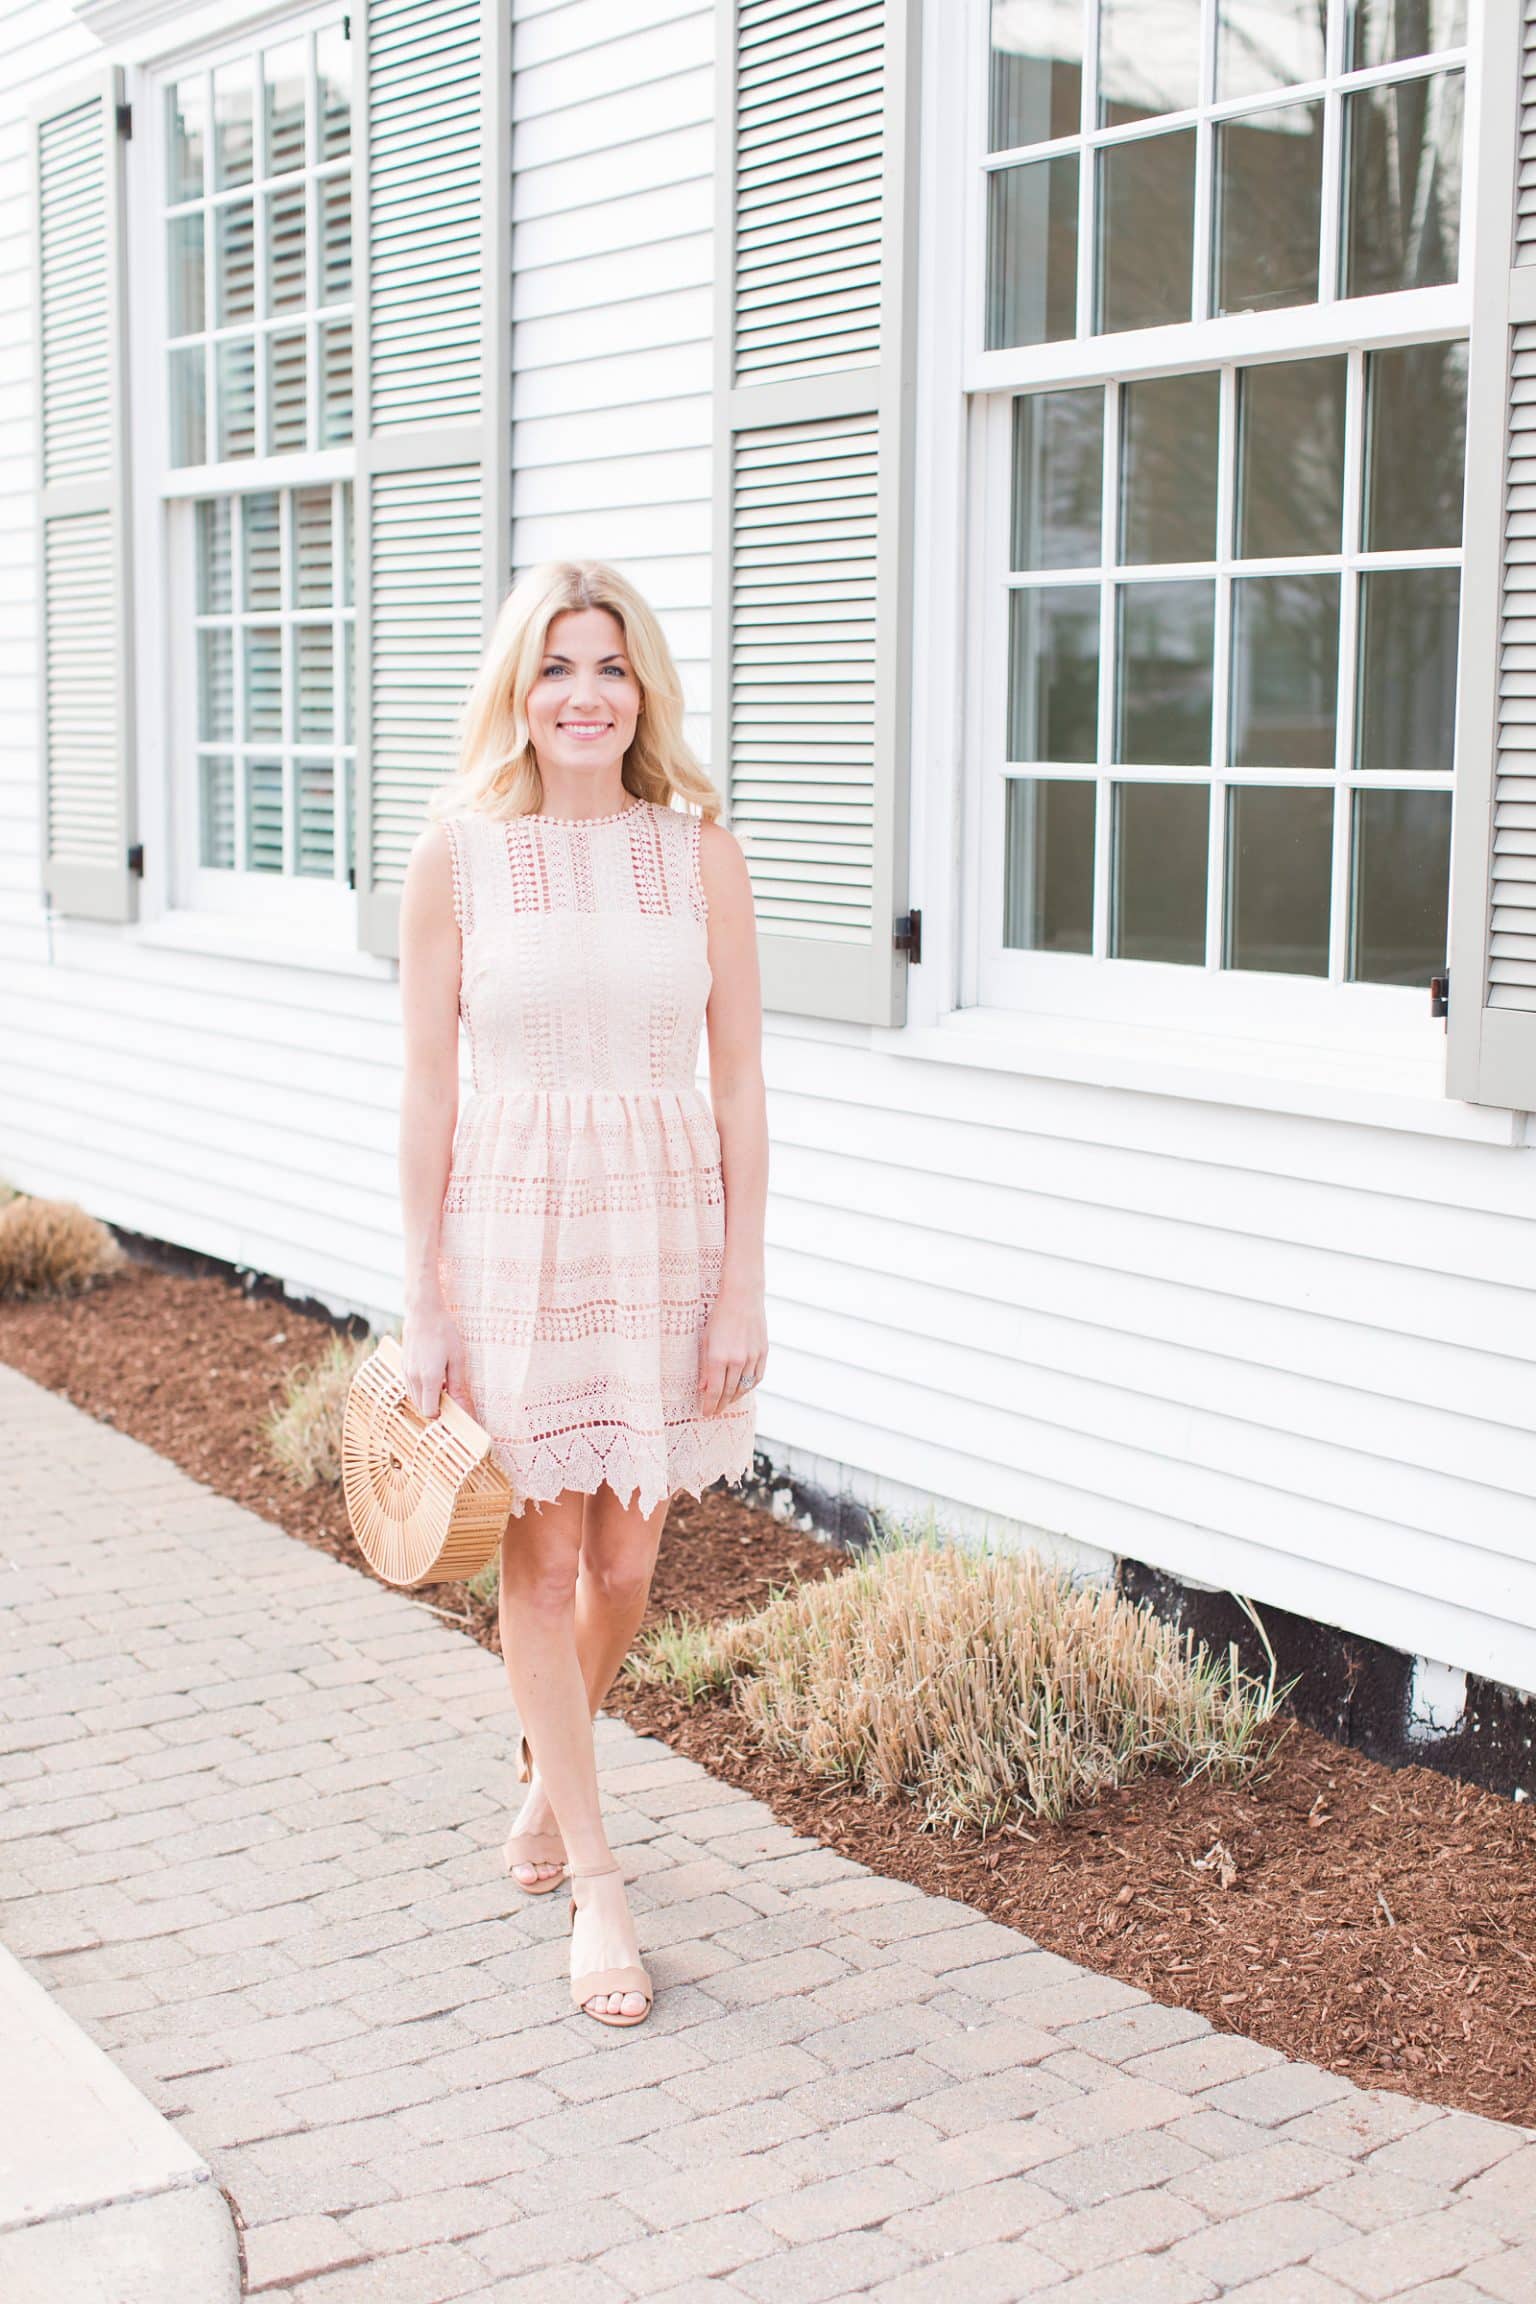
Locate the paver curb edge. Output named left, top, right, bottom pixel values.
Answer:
left=0, top=1941, right=241, bottom=2303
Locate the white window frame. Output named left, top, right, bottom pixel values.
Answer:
left=130, top=0, right=358, bottom=939
left=955, top=0, right=1481, bottom=1056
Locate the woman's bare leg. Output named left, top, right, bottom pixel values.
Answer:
left=499, top=1483, right=670, bottom=2017
left=496, top=1488, right=603, bottom=1864
left=506, top=1485, right=670, bottom=1876
left=574, top=1482, right=671, bottom=1709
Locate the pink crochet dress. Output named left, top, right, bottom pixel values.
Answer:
left=436, top=794, right=757, bottom=1518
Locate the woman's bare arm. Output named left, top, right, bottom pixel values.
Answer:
left=396, top=822, right=472, bottom=1417
left=697, top=816, right=769, bottom=1418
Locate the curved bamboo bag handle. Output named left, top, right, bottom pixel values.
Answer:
left=341, top=1334, right=513, bottom=1588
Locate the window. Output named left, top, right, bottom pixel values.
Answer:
left=974, top=0, right=1470, bottom=1028
left=157, top=13, right=355, bottom=904
left=984, top=0, right=1465, bottom=346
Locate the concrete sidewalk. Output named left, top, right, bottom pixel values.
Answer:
left=1, top=1359, right=1533, bottom=2304
left=0, top=1936, right=240, bottom=2301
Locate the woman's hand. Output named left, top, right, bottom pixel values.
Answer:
left=697, top=1284, right=768, bottom=1418
left=401, top=1297, right=473, bottom=1422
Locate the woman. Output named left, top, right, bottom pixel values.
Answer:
left=396, top=560, right=769, bottom=2031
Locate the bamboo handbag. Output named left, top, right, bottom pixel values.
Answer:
left=341, top=1333, right=513, bottom=1587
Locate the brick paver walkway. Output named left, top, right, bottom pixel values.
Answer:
left=2, top=1361, right=1533, bottom=2303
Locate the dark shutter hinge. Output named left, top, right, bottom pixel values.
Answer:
left=347, top=864, right=356, bottom=890
left=116, top=102, right=132, bottom=139
left=127, top=842, right=144, bottom=878
left=1430, top=967, right=1449, bottom=1023
left=342, top=12, right=351, bottom=35
left=894, top=908, right=921, bottom=964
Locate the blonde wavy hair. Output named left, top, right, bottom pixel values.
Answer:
left=427, top=560, right=722, bottom=823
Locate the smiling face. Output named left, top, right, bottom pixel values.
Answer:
left=525, top=605, right=643, bottom=790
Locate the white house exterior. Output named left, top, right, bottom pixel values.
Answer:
left=3, top=0, right=1534, bottom=1734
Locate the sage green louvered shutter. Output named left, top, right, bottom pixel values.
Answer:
left=32, top=70, right=136, bottom=924
left=712, top=0, right=921, bottom=1024
left=353, top=0, right=510, bottom=958
left=1447, top=0, right=1536, bottom=1107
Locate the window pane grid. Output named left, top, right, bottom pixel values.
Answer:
left=985, top=0, right=1466, bottom=349
left=988, top=44, right=1465, bottom=168
left=166, top=22, right=352, bottom=469
left=1001, top=338, right=1463, bottom=986
left=192, top=481, right=354, bottom=881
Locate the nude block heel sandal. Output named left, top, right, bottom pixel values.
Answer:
left=503, top=1827, right=568, bottom=1894
left=504, top=1734, right=567, bottom=1893
left=567, top=1861, right=654, bottom=2028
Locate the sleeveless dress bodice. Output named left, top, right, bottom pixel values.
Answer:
left=435, top=795, right=756, bottom=1517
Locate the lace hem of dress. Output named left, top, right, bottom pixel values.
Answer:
left=491, top=1412, right=755, bottom=1520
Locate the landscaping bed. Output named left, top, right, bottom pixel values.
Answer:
left=2, top=1251, right=1533, bottom=2130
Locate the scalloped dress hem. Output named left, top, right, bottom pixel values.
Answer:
left=489, top=1413, right=757, bottom=1522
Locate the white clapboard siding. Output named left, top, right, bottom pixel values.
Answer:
left=513, top=346, right=711, bottom=427
left=514, top=399, right=711, bottom=468
left=515, top=289, right=714, bottom=374
left=767, top=1090, right=1536, bottom=1297
left=0, top=1058, right=397, bottom=1227
left=515, top=122, right=714, bottom=223
left=763, top=1213, right=1536, bottom=1444
left=514, top=67, right=711, bottom=173
left=763, top=1307, right=1532, bottom=1620
left=0, top=917, right=416, bottom=1317
left=517, top=240, right=713, bottom=326
left=516, top=183, right=711, bottom=279
left=510, top=0, right=717, bottom=768
left=513, top=0, right=707, bottom=64
left=769, top=1142, right=1536, bottom=1502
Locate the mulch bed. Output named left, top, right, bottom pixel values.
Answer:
left=3, top=1253, right=1534, bottom=2130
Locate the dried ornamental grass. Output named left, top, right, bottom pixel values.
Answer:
left=266, top=1326, right=381, bottom=1488
left=464, top=1553, right=501, bottom=1605
left=628, top=1522, right=1288, bottom=1834
left=0, top=1196, right=127, bottom=1300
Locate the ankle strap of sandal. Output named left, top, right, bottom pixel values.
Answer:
left=567, top=1861, right=622, bottom=1881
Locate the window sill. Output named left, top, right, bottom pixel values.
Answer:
left=870, top=1007, right=1527, bottom=1145
left=132, top=911, right=397, bottom=981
